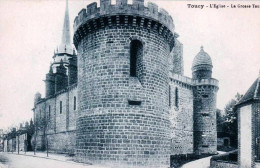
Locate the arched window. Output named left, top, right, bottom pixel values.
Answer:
left=60, top=101, right=62, bottom=114
left=175, top=88, right=179, bottom=108
left=74, top=96, right=77, bottom=110
left=130, top=40, right=143, bottom=77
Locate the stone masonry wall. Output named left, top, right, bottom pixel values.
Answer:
left=55, top=92, right=68, bottom=133
left=47, top=131, right=76, bottom=154
left=33, top=86, right=77, bottom=153
left=68, top=86, right=77, bottom=131
left=46, top=98, right=56, bottom=134
left=169, top=77, right=193, bottom=155
left=170, top=39, right=184, bottom=75
left=193, top=85, right=218, bottom=154
left=76, top=25, right=172, bottom=167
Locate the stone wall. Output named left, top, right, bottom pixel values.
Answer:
left=33, top=85, right=77, bottom=153
left=55, top=93, right=68, bottom=133
left=76, top=23, right=172, bottom=167
left=169, top=77, right=193, bottom=155
left=193, top=84, right=218, bottom=154
left=47, top=131, right=76, bottom=154
left=171, top=39, right=184, bottom=75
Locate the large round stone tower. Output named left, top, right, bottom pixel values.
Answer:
left=192, top=47, right=219, bottom=155
left=73, top=0, right=175, bottom=167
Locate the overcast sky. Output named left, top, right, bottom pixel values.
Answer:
left=0, top=0, right=259, bottom=130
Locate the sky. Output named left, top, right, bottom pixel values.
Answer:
left=0, top=0, right=259, bottom=130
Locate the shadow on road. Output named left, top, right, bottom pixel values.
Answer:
left=0, top=153, right=8, bottom=165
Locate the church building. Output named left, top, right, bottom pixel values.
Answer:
left=32, top=0, right=219, bottom=167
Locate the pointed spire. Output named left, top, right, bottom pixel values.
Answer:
left=62, top=0, right=71, bottom=46
left=60, top=59, right=66, bottom=69
left=58, top=0, right=72, bottom=54
left=60, top=59, right=64, bottom=65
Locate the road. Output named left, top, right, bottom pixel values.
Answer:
left=181, top=152, right=226, bottom=168
left=181, top=156, right=212, bottom=168
left=0, top=152, right=226, bottom=168
left=0, top=152, right=105, bottom=168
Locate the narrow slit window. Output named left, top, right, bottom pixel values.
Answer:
left=175, top=88, right=179, bottom=108
left=130, top=40, right=143, bottom=77
left=74, top=96, right=77, bottom=110
left=60, top=101, right=62, bottom=114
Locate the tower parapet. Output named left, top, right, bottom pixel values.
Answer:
left=193, top=78, right=218, bottom=87
left=73, top=0, right=175, bottom=49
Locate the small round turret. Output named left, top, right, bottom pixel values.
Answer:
left=34, top=92, right=42, bottom=104
left=45, top=66, right=55, bottom=97
left=192, top=46, right=213, bottom=80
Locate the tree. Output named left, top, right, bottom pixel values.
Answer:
left=221, top=93, right=243, bottom=148
left=216, top=109, right=224, bottom=126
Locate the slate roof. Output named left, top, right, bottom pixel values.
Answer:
left=236, top=72, right=260, bottom=106
left=192, top=46, right=213, bottom=68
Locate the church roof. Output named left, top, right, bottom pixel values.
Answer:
left=58, top=0, right=73, bottom=55
left=236, top=71, right=260, bottom=106
left=192, top=46, right=213, bottom=68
